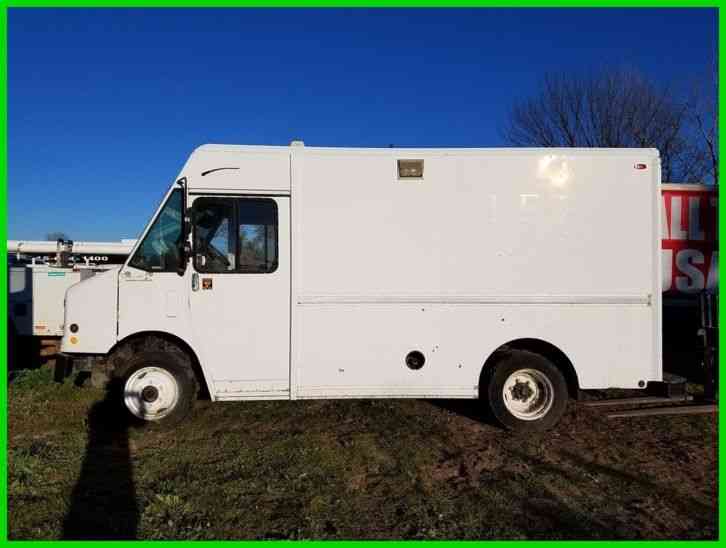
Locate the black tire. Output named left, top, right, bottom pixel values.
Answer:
left=110, top=338, right=197, bottom=428
left=484, top=350, right=568, bottom=432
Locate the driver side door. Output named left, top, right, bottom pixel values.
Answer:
left=189, top=195, right=291, bottom=399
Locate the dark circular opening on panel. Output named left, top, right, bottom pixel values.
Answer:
left=405, top=351, right=425, bottom=370
left=69, top=323, right=79, bottom=333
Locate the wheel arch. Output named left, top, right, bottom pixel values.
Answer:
left=480, top=338, right=580, bottom=399
left=111, top=330, right=213, bottom=400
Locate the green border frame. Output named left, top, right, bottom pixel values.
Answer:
left=0, top=3, right=720, bottom=544
left=0, top=1, right=721, bottom=6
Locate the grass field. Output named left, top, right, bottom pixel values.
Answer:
left=8, top=368, right=717, bottom=540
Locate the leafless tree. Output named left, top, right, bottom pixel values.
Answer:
left=687, top=69, right=718, bottom=185
left=503, top=68, right=711, bottom=183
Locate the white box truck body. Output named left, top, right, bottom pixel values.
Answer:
left=61, top=144, right=662, bottom=430
left=9, top=265, right=88, bottom=338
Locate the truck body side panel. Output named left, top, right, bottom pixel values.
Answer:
left=291, top=149, right=661, bottom=395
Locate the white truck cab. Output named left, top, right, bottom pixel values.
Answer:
left=61, top=143, right=662, bottom=431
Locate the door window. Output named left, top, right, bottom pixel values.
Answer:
left=192, top=197, right=278, bottom=274
left=193, top=198, right=236, bottom=272
left=238, top=199, right=278, bottom=273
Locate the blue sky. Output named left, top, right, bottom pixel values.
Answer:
left=8, top=8, right=717, bottom=241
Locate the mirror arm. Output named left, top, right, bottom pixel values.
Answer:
left=177, top=177, right=189, bottom=276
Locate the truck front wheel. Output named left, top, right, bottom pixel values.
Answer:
left=118, top=352, right=195, bottom=427
left=485, top=350, right=568, bottom=432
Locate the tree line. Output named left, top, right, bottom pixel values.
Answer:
left=503, top=67, right=717, bottom=184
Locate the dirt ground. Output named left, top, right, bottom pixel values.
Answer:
left=7, top=368, right=718, bottom=540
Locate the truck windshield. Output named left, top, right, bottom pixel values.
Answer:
left=128, top=189, right=182, bottom=272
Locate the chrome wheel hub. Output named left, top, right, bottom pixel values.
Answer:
left=502, top=368, right=554, bottom=421
left=124, top=366, right=179, bottom=421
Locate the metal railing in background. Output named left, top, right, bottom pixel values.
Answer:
left=698, top=291, right=718, bottom=403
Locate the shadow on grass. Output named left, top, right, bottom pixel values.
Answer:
left=62, top=380, right=139, bottom=539
left=423, top=399, right=714, bottom=539
left=508, top=448, right=715, bottom=539
left=428, top=398, right=496, bottom=426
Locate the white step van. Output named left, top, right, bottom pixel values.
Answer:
left=61, top=143, right=662, bottom=431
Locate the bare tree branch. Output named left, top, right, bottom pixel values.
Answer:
left=502, top=68, right=713, bottom=184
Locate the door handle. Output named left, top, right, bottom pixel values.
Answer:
left=192, top=272, right=199, bottom=292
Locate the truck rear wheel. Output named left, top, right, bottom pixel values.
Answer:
left=485, top=350, right=568, bottom=432
left=117, top=351, right=195, bottom=427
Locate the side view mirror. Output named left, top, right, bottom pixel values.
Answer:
left=176, top=178, right=190, bottom=277
left=177, top=242, right=192, bottom=276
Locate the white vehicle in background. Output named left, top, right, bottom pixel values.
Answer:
left=8, top=239, right=136, bottom=370
left=61, top=142, right=663, bottom=431
left=8, top=239, right=136, bottom=337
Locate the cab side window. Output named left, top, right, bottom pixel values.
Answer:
left=193, top=198, right=236, bottom=273
left=192, top=197, right=278, bottom=274
left=238, top=199, right=278, bottom=273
